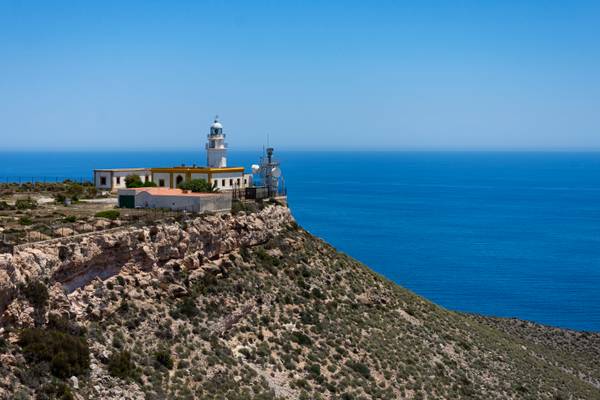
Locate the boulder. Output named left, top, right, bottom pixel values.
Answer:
left=94, top=219, right=112, bottom=230
left=76, top=223, right=95, bottom=233
left=53, top=227, right=75, bottom=237
left=28, top=231, right=51, bottom=241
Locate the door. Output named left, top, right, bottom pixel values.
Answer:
left=119, top=195, right=135, bottom=208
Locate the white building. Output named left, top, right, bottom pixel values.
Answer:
left=117, top=187, right=232, bottom=212
left=94, top=118, right=251, bottom=192
left=94, top=168, right=151, bottom=192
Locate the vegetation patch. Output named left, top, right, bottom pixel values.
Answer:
left=19, top=280, right=49, bottom=310
left=15, top=197, right=38, bottom=210
left=18, top=328, right=90, bottom=378
left=178, top=178, right=217, bottom=193
left=154, top=348, right=174, bottom=370
left=94, top=210, right=120, bottom=220
left=125, top=175, right=157, bottom=188
left=108, top=350, right=137, bottom=379
left=40, top=381, right=74, bottom=400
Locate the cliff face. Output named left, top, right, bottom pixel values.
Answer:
left=0, top=206, right=292, bottom=314
left=0, top=205, right=599, bottom=400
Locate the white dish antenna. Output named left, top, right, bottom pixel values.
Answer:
left=251, top=164, right=260, bottom=174
left=271, top=167, right=281, bottom=178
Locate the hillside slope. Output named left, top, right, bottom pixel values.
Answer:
left=0, top=205, right=599, bottom=399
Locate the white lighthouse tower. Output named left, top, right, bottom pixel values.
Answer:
left=206, top=116, right=227, bottom=168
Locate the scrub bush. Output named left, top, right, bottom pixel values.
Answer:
left=108, top=350, right=136, bottom=379
left=15, top=197, right=37, bottom=210
left=178, top=179, right=217, bottom=193
left=95, top=210, right=120, bottom=220
left=18, top=328, right=90, bottom=378
left=125, top=175, right=157, bottom=188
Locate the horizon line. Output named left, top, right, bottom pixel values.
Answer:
left=2, top=147, right=600, bottom=153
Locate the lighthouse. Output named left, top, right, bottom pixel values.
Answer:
left=206, top=116, right=227, bottom=168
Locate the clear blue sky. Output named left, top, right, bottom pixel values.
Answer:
left=1, top=1, right=599, bottom=150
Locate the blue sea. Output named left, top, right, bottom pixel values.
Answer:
left=1, top=150, right=600, bottom=332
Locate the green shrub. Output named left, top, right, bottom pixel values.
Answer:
left=108, top=350, right=136, bottom=379
left=54, top=193, right=67, bottom=204
left=178, top=179, right=217, bottom=193
left=19, top=280, right=49, bottom=310
left=290, top=331, right=312, bottom=346
left=46, top=314, right=87, bottom=337
left=19, top=216, right=33, bottom=225
left=346, top=360, right=371, bottom=379
left=95, top=210, right=120, bottom=220
left=41, top=381, right=74, bottom=400
left=63, top=215, right=77, bottom=223
left=18, top=328, right=90, bottom=378
left=172, top=297, right=200, bottom=319
left=155, top=348, right=174, bottom=369
left=15, top=197, right=37, bottom=210
left=125, top=175, right=157, bottom=188
left=0, top=201, right=13, bottom=210
left=305, top=363, right=321, bottom=378
left=125, top=175, right=143, bottom=188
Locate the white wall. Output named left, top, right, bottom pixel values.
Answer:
left=134, top=192, right=232, bottom=212
left=211, top=171, right=247, bottom=190
left=95, top=170, right=150, bottom=192
left=153, top=173, right=171, bottom=188
left=95, top=171, right=112, bottom=190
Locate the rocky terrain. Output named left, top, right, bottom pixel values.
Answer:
left=0, top=204, right=599, bottom=399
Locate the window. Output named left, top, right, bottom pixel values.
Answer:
left=213, top=180, right=218, bottom=187
left=229, top=179, right=233, bottom=186
left=176, top=175, right=184, bottom=186
left=100, top=177, right=107, bottom=185
left=222, top=179, right=226, bottom=186
left=244, top=179, right=247, bottom=185
left=116, top=177, right=121, bottom=184
left=159, top=179, right=165, bottom=187
left=236, top=178, right=240, bottom=186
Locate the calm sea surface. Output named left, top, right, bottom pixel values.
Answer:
left=1, top=151, right=600, bottom=331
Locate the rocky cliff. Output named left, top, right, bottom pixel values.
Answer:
left=0, top=205, right=599, bottom=399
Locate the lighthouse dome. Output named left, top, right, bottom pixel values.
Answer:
left=211, top=120, right=223, bottom=129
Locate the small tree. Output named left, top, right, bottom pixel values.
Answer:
left=126, top=175, right=157, bottom=188
left=125, top=175, right=143, bottom=188
left=178, top=179, right=217, bottom=193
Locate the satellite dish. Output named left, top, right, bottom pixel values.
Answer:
left=251, top=164, right=260, bottom=174
left=271, top=167, right=281, bottom=178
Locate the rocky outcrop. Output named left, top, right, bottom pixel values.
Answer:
left=1, top=203, right=600, bottom=400
left=0, top=205, right=293, bottom=316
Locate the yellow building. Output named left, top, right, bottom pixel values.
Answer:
left=150, top=166, right=251, bottom=191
